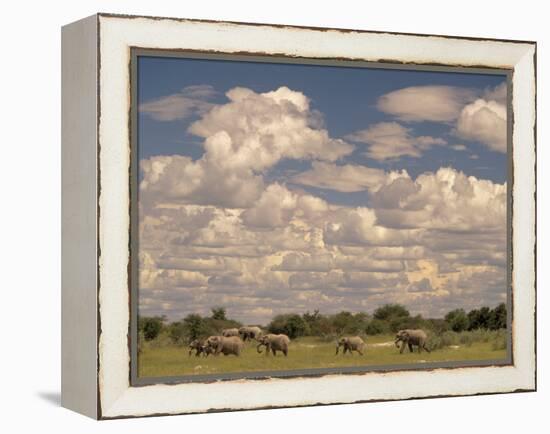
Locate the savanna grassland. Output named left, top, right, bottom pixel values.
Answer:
left=138, top=331, right=507, bottom=378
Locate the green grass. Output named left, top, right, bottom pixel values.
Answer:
left=138, top=335, right=507, bottom=378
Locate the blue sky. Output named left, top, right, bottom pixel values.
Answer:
left=138, top=55, right=507, bottom=190
left=136, top=54, right=508, bottom=323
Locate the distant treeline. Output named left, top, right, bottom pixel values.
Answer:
left=138, top=303, right=507, bottom=344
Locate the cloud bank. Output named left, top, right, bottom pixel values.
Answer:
left=138, top=86, right=507, bottom=324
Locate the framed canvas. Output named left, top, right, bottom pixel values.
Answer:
left=61, top=13, right=536, bottom=419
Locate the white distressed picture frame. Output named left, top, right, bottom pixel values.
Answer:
left=61, top=13, right=536, bottom=419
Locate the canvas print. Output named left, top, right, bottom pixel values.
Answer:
left=134, top=54, right=510, bottom=380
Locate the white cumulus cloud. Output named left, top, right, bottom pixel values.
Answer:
left=137, top=85, right=507, bottom=323
left=376, top=85, right=476, bottom=122
left=140, top=86, right=354, bottom=209
left=291, top=161, right=408, bottom=193
left=455, top=99, right=507, bottom=153
left=139, top=84, right=217, bottom=121
left=347, top=122, right=447, bottom=161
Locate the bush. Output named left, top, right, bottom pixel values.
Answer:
left=426, top=318, right=450, bottom=334
left=488, top=303, right=507, bottom=330
left=427, top=329, right=507, bottom=351
left=330, top=311, right=369, bottom=335
left=138, top=316, right=165, bottom=341
left=268, top=314, right=310, bottom=339
left=167, top=321, right=186, bottom=345
left=459, top=333, right=474, bottom=347
left=373, top=304, right=410, bottom=321
left=445, top=309, right=470, bottom=332
left=468, top=307, right=492, bottom=330
left=210, top=307, right=227, bottom=321
left=491, top=329, right=507, bottom=350
left=427, top=331, right=459, bottom=350
left=390, top=314, right=429, bottom=333
left=365, top=318, right=389, bottom=335
left=302, top=310, right=334, bottom=337
left=182, top=314, right=208, bottom=341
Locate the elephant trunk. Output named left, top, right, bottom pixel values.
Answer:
left=257, top=343, right=264, bottom=353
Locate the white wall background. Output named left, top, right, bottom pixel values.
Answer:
left=0, top=0, right=546, bottom=432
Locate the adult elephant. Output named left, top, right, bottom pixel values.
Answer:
left=257, top=334, right=290, bottom=356
left=205, top=335, right=244, bottom=356
left=335, top=336, right=365, bottom=355
left=221, top=328, right=239, bottom=337
left=238, top=326, right=263, bottom=341
left=395, top=329, right=431, bottom=354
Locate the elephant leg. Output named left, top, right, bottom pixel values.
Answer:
left=424, top=343, right=431, bottom=353
left=283, top=348, right=288, bottom=357
left=357, top=348, right=363, bottom=355
left=272, top=347, right=276, bottom=356
left=400, top=342, right=406, bottom=354
left=408, top=343, right=414, bottom=353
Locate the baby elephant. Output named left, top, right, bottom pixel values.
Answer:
left=395, top=329, right=431, bottom=354
left=335, top=336, right=366, bottom=355
left=256, top=334, right=290, bottom=356
left=188, top=339, right=205, bottom=357
left=205, top=335, right=244, bottom=356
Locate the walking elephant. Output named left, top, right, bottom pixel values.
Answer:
left=395, top=329, right=431, bottom=354
left=335, top=336, right=366, bottom=355
left=221, top=328, right=240, bottom=337
left=238, top=326, right=263, bottom=341
left=204, top=335, right=244, bottom=356
left=256, top=334, right=290, bottom=356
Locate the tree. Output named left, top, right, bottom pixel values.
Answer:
left=445, top=309, right=470, bottom=332
left=211, top=307, right=227, bottom=321
left=268, top=314, right=309, bottom=339
left=138, top=316, right=165, bottom=341
left=183, top=313, right=206, bottom=341
left=389, top=313, right=428, bottom=333
left=365, top=318, right=389, bottom=335
left=467, top=306, right=492, bottom=330
left=168, top=321, right=186, bottom=344
left=488, top=303, right=507, bottom=330
left=331, top=311, right=355, bottom=334
left=426, top=318, right=449, bottom=334
left=302, top=310, right=333, bottom=337
left=373, top=304, right=410, bottom=321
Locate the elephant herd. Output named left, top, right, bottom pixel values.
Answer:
left=188, top=326, right=291, bottom=357
left=188, top=327, right=432, bottom=358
